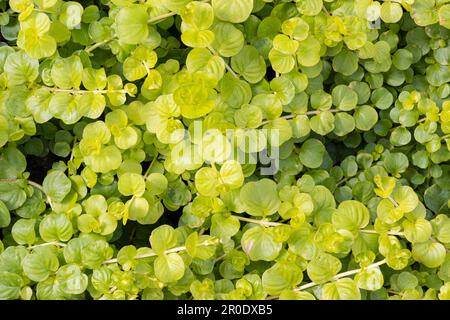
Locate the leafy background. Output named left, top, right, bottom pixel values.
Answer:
left=0, top=0, right=449, bottom=300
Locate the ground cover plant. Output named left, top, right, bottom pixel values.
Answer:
left=0, top=0, right=449, bottom=300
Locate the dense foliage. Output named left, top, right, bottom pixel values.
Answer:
left=0, top=0, right=449, bottom=300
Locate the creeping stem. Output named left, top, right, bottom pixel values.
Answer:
left=41, top=86, right=128, bottom=95
left=102, top=238, right=219, bottom=265
left=231, top=214, right=405, bottom=237
left=266, top=259, right=388, bottom=300
left=207, top=46, right=240, bottom=79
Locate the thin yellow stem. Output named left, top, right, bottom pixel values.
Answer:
left=232, top=215, right=283, bottom=227
left=388, top=196, right=399, bottom=207
left=148, top=11, right=177, bottom=24
left=0, top=179, right=53, bottom=207
left=360, top=229, right=404, bottom=237
left=28, top=241, right=67, bottom=249
left=207, top=46, right=239, bottom=79
left=42, top=87, right=127, bottom=95
left=144, top=153, right=159, bottom=179
left=85, top=37, right=115, bottom=53
left=102, top=238, right=218, bottom=264
left=260, top=109, right=341, bottom=126
left=267, top=259, right=388, bottom=300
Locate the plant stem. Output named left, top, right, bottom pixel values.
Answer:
left=232, top=215, right=283, bottom=227
left=142, top=60, right=151, bottom=74
left=302, top=259, right=386, bottom=287
left=0, top=178, right=53, bottom=206
left=42, top=87, right=128, bottom=95
left=34, top=8, right=57, bottom=14
left=29, top=180, right=53, bottom=207
left=322, top=6, right=331, bottom=16
left=388, top=196, right=399, bottom=207
left=213, top=245, right=242, bottom=263
left=102, top=238, right=218, bottom=264
left=267, top=259, right=387, bottom=300
left=232, top=214, right=406, bottom=236
left=143, top=153, right=159, bottom=179
left=207, top=46, right=239, bottom=79
left=300, top=109, right=341, bottom=117
left=335, top=176, right=350, bottom=187
left=260, top=109, right=340, bottom=126
left=69, top=138, right=77, bottom=163
left=27, top=180, right=44, bottom=192
left=360, top=229, right=404, bottom=237
left=148, top=11, right=177, bottom=24
left=85, top=37, right=115, bottom=53
left=417, top=117, right=427, bottom=123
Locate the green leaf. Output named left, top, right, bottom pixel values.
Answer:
left=56, top=264, right=88, bottom=295
left=355, top=268, right=384, bottom=291
left=403, top=218, right=432, bottom=243
left=380, top=1, right=403, bottom=23
left=296, top=36, right=321, bottom=67
left=282, top=17, right=309, bottom=41
left=439, top=4, right=450, bottom=28
left=211, top=214, right=240, bottom=239
left=411, top=0, right=438, bottom=26
left=4, top=51, right=38, bottom=86
left=195, top=167, right=221, bottom=197
left=298, top=138, right=325, bottom=169
left=212, top=0, right=253, bottom=23
left=0, top=246, right=27, bottom=275
left=383, top=152, right=409, bottom=176
left=269, top=49, right=295, bottom=74
left=59, top=1, right=83, bottom=29
left=390, top=127, right=411, bottom=146
left=0, top=180, right=27, bottom=210
left=0, top=146, right=27, bottom=179
left=43, top=170, right=72, bottom=203
left=332, top=85, right=358, bottom=111
left=321, top=278, right=361, bottom=300
left=149, top=225, right=177, bottom=255
left=392, top=186, right=419, bottom=213
left=392, top=49, right=413, bottom=70
left=354, top=105, right=378, bottom=131
left=412, top=241, right=446, bottom=268
left=307, top=252, right=342, bottom=284
left=39, top=213, right=73, bottom=242
left=231, top=45, right=266, bottom=83
left=332, top=200, right=370, bottom=232
left=154, top=253, right=185, bottom=283
left=115, top=5, right=149, bottom=45
left=333, top=113, right=355, bottom=136
left=0, top=272, right=23, bottom=300
left=12, top=219, right=36, bottom=245
left=240, top=179, right=281, bottom=217
left=262, top=261, right=303, bottom=295
left=332, top=50, right=359, bottom=76
left=35, top=276, right=65, bottom=299
left=0, top=200, right=11, bottom=228
left=279, top=290, right=316, bottom=300
left=51, top=56, right=83, bottom=89
left=296, top=0, right=323, bottom=16
left=211, top=22, right=244, bottom=57
left=118, top=172, right=145, bottom=197
left=432, top=215, right=450, bottom=244
left=310, top=111, right=335, bottom=135
left=22, top=247, right=59, bottom=282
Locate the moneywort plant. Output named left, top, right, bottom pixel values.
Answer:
left=0, top=0, right=450, bottom=300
